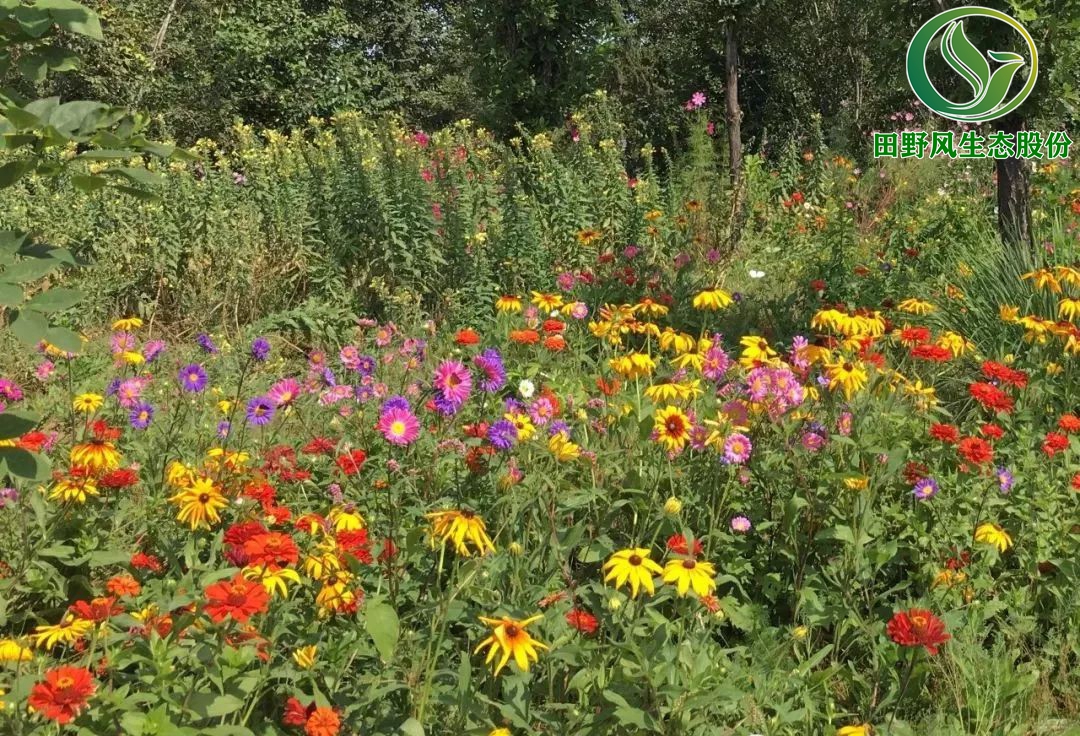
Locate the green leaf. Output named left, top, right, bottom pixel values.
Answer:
left=0, top=283, right=22, bottom=306
left=0, top=411, right=40, bottom=440
left=45, top=326, right=82, bottom=354
left=70, top=174, right=108, bottom=192
left=0, top=446, right=50, bottom=480
left=103, top=166, right=161, bottom=187
left=26, top=286, right=80, bottom=312
left=16, top=53, right=48, bottom=83
left=8, top=308, right=48, bottom=346
left=1, top=106, right=40, bottom=129
left=13, top=5, right=51, bottom=37
left=76, top=149, right=135, bottom=160
left=186, top=692, right=244, bottom=720
left=366, top=600, right=399, bottom=661
left=47, top=100, right=107, bottom=135
left=37, top=0, right=103, bottom=40
left=0, top=159, right=36, bottom=188
left=0, top=256, right=60, bottom=284
left=399, top=718, right=425, bottom=736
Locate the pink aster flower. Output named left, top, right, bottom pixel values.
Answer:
left=266, top=378, right=302, bottom=407
left=376, top=406, right=420, bottom=446
left=433, top=359, right=472, bottom=406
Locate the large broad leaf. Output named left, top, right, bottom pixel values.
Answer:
left=8, top=308, right=48, bottom=346
left=26, top=286, right=80, bottom=312
left=0, top=256, right=61, bottom=284
left=0, top=446, right=50, bottom=480
left=0, top=283, right=22, bottom=307
left=186, top=692, right=244, bottom=720
left=0, top=410, right=40, bottom=440
left=45, top=326, right=82, bottom=354
left=365, top=600, right=399, bottom=661
left=0, top=159, right=35, bottom=188
left=47, top=100, right=107, bottom=135
left=37, top=0, right=103, bottom=40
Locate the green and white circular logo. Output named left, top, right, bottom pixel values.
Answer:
left=906, top=6, right=1038, bottom=123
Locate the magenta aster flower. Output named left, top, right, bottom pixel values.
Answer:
left=266, top=378, right=302, bottom=407
left=376, top=406, right=420, bottom=446
left=730, top=515, right=751, bottom=533
left=433, top=359, right=472, bottom=406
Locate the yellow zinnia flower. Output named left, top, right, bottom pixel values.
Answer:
left=530, top=292, right=563, bottom=311
left=495, top=295, right=522, bottom=313
left=974, top=523, right=1013, bottom=552
left=825, top=359, right=868, bottom=399
left=837, top=725, right=872, bottom=736
left=661, top=558, right=717, bottom=597
left=242, top=564, right=301, bottom=598
left=48, top=475, right=99, bottom=504
left=548, top=432, right=581, bottom=462
left=168, top=477, right=227, bottom=530
left=603, top=548, right=663, bottom=598
left=328, top=506, right=365, bottom=532
left=72, top=393, right=104, bottom=413
left=739, top=335, right=778, bottom=368
left=111, top=317, right=144, bottom=331
left=474, top=614, right=548, bottom=676
left=426, top=509, right=496, bottom=556
left=609, top=352, right=656, bottom=380
left=70, top=440, right=121, bottom=474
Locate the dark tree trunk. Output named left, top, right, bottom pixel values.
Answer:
left=996, top=116, right=1033, bottom=251
left=724, top=20, right=742, bottom=184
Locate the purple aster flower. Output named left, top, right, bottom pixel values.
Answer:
left=143, top=340, right=166, bottom=362
left=179, top=364, right=208, bottom=392
left=106, top=378, right=123, bottom=397
left=0, top=487, right=18, bottom=508
left=382, top=395, right=410, bottom=413
left=0, top=379, right=23, bottom=403
left=912, top=477, right=939, bottom=500
left=129, top=402, right=154, bottom=430
left=730, top=515, right=751, bottom=533
left=433, top=395, right=460, bottom=416
left=433, top=359, right=472, bottom=407
left=245, top=396, right=276, bottom=426
left=355, top=384, right=374, bottom=403
left=548, top=420, right=570, bottom=436
left=356, top=354, right=377, bottom=376
left=996, top=467, right=1014, bottom=494
left=473, top=349, right=507, bottom=393
left=488, top=419, right=517, bottom=450
left=196, top=333, right=219, bottom=354
left=250, top=337, right=271, bottom=362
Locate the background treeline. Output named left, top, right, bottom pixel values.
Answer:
left=24, top=0, right=1028, bottom=153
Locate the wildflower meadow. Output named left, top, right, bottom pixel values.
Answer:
left=2, top=1, right=1080, bottom=735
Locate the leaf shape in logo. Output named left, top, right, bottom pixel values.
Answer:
left=941, top=20, right=990, bottom=100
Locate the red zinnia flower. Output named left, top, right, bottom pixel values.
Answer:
left=1059, top=414, right=1080, bottom=433
left=302, top=437, right=336, bottom=455
left=203, top=574, right=269, bottom=624
left=28, top=666, right=96, bottom=724
left=17, top=430, right=49, bottom=452
left=542, top=319, right=566, bottom=333
left=981, top=361, right=1028, bottom=388
left=69, top=596, right=122, bottom=623
left=335, top=449, right=367, bottom=476
left=99, top=467, right=139, bottom=489
left=666, top=534, right=704, bottom=556
left=454, top=328, right=481, bottom=346
left=887, top=608, right=949, bottom=654
left=903, top=461, right=929, bottom=485
left=898, top=326, right=930, bottom=346
left=596, top=377, right=621, bottom=396
left=509, top=329, right=540, bottom=345
left=1042, top=432, right=1069, bottom=457
left=244, top=532, right=300, bottom=569
left=283, top=697, right=315, bottom=727
left=130, top=551, right=163, bottom=573
left=910, top=344, right=952, bottom=362
left=957, top=437, right=993, bottom=465
left=929, top=423, right=959, bottom=444
left=224, top=521, right=269, bottom=549
left=90, top=419, right=121, bottom=441
left=979, top=423, right=1004, bottom=440
left=968, top=382, right=1014, bottom=413
left=337, top=529, right=373, bottom=564
left=1072, top=473, right=1080, bottom=491
left=566, top=608, right=599, bottom=635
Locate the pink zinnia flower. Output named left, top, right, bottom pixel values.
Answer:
left=433, top=360, right=471, bottom=406
left=723, top=433, right=752, bottom=465
left=376, top=406, right=420, bottom=446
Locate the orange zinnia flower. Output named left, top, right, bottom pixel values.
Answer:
left=543, top=335, right=567, bottom=352
left=243, top=532, right=300, bottom=569
left=454, top=328, right=481, bottom=346
left=305, top=707, right=341, bottom=736
left=105, top=574, right=141, bottom=598
left=509, top=329, right=540, bottom=345
left=203, top=574, right=269, bottom=624
left=28, top=666, right=96, bottom=724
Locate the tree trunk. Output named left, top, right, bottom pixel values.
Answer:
left=996, top=116, right=1033, bottom=252
left=724, top=20, right=742, bottom=184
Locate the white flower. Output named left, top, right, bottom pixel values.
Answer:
left=748, top=269, right=765, bottom=279
left=550, top=310, right=560, bottom=318
left=518, top=379, right=535, bottom=399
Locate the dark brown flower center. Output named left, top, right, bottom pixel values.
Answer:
left=682, top=560, right=697, bottom=570
left=628, top=554, right=642, bottom=566
left=198, top=493, right=210, bottom=504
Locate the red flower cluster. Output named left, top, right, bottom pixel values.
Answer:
left=969, top=382, right=1015, bottom=414
left=958, top=437, right=993, bottom=465
left=566, top=608, right=599, bottom=635
left=979, top=423, right=1004, bottom=440
left=886, top=608, right=950, bottom=655
left=929, top=423, right=959, bottom=444
left=1043, top=432, right=1069, bottom=457
left=335, top=449, right=367, bottom=476
left=28, top=666, right=96, bottom=724
left=666, top=534, right=704, bottom=556
left=1059, top=414, right=1080, bottom=433
left=898, top=326, right=930, bottom=346
left=981, top=360, right=1028, bottom=388
left=910, top=344, right=952, bottom=362
left=283, top=697, right=341, bottom=735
